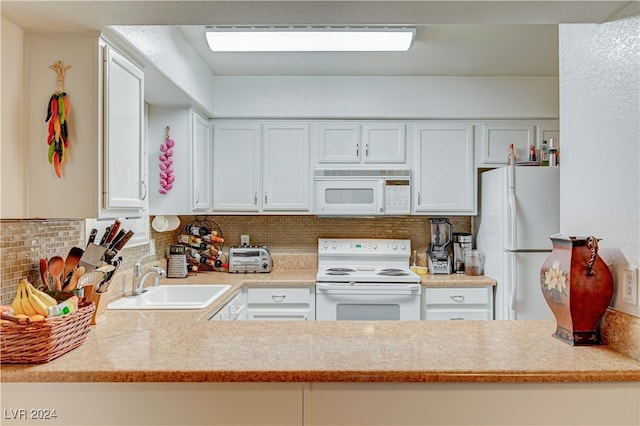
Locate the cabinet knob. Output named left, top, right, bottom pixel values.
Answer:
left=356, top=143, right=359, bottom=157
left=264, top=192, right=268, bottom=205
left=254, top=192, right=258, bottom=205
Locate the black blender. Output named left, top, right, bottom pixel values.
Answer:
left=427, top=218, right=454, bottom=274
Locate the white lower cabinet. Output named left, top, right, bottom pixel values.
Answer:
left=246, top=287, right=315, bottom=320
left=423, top=286, right=494, bottom=320
left=209, top=290, right=246, bottom=321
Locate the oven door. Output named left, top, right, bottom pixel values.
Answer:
left=315, top=283, right=421, bottom=320
left=314, top=179, right=384, bottom=216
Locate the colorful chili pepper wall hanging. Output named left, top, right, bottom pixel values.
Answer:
left=45, top=60, right=71, bottom=178
left=158, top=126, right=175, bottom=194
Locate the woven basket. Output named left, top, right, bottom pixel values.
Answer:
left=0, top=303, right=95, bottom=363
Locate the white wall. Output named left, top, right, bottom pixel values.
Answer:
left=212, top=76, right=559, bottom=119
left=1, top=17, right=25, bottom=218
left=559, top=16, right=640, bottom=317
left=109, top=26, right=216, bottom=116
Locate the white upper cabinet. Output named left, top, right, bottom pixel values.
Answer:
left=103, top=45, right=145, bottom=210
left=212, top=121, right=311, bottom=213
left=191, top=111, right=212, bottom=211
left=262, top=123, right=310, bottom=211
left=212, top=123, right=262, bottom=212
left=24, top=32, right=145, bottom=219
left=413, top=123, right=476, bottom=215
left=317, top=122, right=406, bottom=164
left=476, top=121, right=559, bottom=167
left=148, top=107, right=213, bottom=215
left=317, top=123, right=360, bottom=163
left=361, top=123, right=406, bottom=163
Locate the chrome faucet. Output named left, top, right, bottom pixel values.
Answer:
left=132, top=253, right=166, bottom=296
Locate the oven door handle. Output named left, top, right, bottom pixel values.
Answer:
left=316, top=283, right=421, bottom=292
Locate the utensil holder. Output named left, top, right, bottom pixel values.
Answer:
left=83, top=285, right=109, bottom=325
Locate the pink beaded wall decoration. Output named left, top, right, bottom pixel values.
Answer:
left=158, top=126, right=175, bottom=195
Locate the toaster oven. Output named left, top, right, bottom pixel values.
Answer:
left=228, top=246, right=273, bottom=273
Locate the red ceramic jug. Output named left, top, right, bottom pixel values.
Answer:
left=540, top=235, right=614, bottom=345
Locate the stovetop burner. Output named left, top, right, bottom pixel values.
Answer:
left=326, top=268, right=356, bottom=273
left=377, top=268, right=410, bottom=276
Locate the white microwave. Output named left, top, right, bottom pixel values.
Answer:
left=313, top=168, right=411, bottom=216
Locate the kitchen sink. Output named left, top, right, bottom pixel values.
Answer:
left=107, top=284, right=231, bottom=310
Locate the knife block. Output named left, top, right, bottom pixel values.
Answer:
left=83, top=285, right=109, bottom=325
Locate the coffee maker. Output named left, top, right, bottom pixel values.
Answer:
left=427, top=218, right=454, bottom=274
left=453, top=233, right=473, bottom=274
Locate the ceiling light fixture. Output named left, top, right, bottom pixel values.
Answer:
left=205, top=27, right=415, bottom=52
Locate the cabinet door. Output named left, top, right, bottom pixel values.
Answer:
left=414, top=123, right=475, bottom=214
left=103, top=45, right=145, bottom=210
left=262, top=124, right=310, bottom=211
left=212, top=123, right=261, bottom=211
left=362, top=123, right=406, bottom=163
left=317, top=123, right=361, bottom=163
left=191, top=111, right=212, bottom=211
left=479, top=123, right=535, bottom=165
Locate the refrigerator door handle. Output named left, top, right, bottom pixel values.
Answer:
left=509, top=253, right=517, bottom=320
left=507, top=166, right=517, bottom=250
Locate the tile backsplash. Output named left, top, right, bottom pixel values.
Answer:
left=1, top=215, right=471, bottom=304
left=0, top=219, right=149, bottom=305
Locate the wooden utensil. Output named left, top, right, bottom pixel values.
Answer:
left=38, top=258, right=49, bottom=289
left=48, top=256, right=64, bottom=291
left=63, top=247, right=84, bottom=286
left=63, top=266, right=85, bottom=291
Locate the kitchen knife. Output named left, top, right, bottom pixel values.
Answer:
left=108, top=229, right=126, bottom=250
left=104, top=230, right=135, bottom=261
left=105, top=219, right=121, bottom=244
left=98, top=226, right=111, bottom=246
left=86, top=228, right=98, bottom=247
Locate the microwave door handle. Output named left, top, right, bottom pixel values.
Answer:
left=379, top=180, right=385, bottom=213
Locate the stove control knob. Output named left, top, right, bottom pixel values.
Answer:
left=400, top=242, right=407, bottom=250
left=322, top=242, right=329, bottom=250
left=331, top=242, right=337, bottom=249
left=392, top=243, right=397, bottom=250
left=372, top=243, right=378, bottom=249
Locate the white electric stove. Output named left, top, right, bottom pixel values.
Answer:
left=315, top=239, right=422, bottom=320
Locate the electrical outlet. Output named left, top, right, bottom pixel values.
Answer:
left=241, top=234, right=250, bottom=246
left=622, top=266, right=638, bottom=305
left=149, top=239, right=156, bottom=256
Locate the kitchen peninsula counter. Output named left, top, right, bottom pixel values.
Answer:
left=1, top=270, right=638, bottom=384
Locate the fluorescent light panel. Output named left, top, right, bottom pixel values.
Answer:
left=206, top=27, right=415, bottom=52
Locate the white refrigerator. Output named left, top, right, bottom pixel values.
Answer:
left=475, top=166, right=559, bottom=320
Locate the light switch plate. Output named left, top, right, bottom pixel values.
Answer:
left=622, top=266, right=638, bottom=305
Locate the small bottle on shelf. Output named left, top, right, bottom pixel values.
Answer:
left=540, top=140, right=549, bottom=166
left=548, top=138, right=559, bottom=167
left=507, top=143, right=517, bottom=165
left=528, top=145, right=537, bottom=162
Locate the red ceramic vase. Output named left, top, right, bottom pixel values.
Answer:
left=540, top=235, right=613, bottom=345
